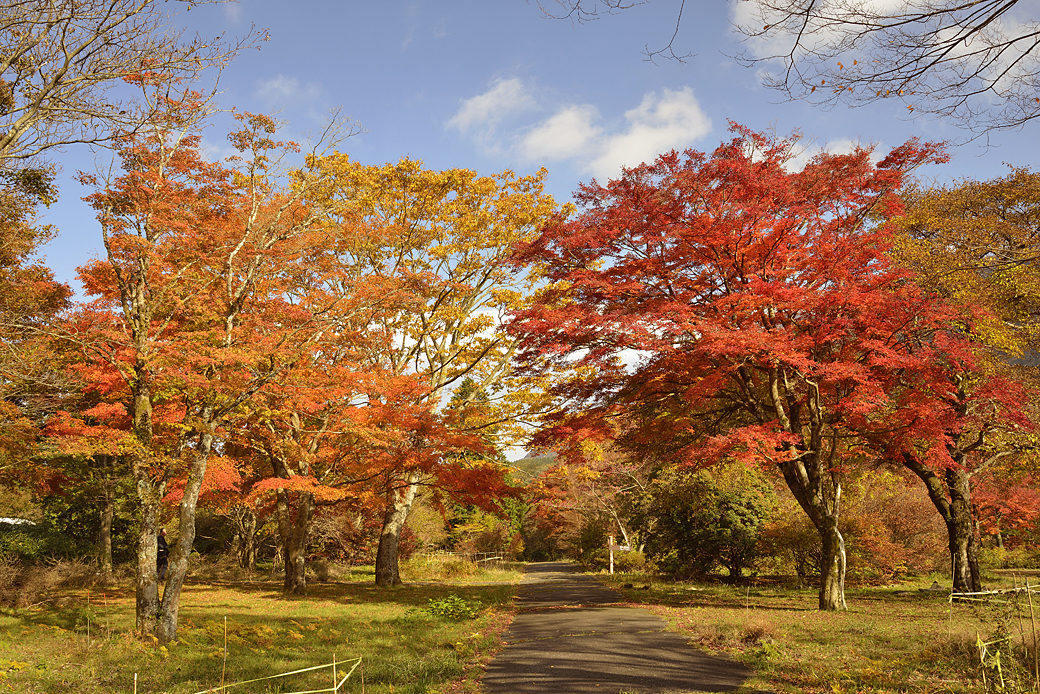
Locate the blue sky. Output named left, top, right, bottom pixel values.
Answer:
left=39, top=0, right=1040, bottom=290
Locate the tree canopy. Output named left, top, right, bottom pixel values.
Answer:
left=507, top=124, right=1007, bottom=609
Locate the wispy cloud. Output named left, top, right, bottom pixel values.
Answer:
left=782, top=137, right=886, bottom=172
left=449, top=80, right=712, bottom=180
left=254, top=74, right=326, bottom=111
left=448, top=78, right=536, bottom=132
left=223, top=3, right=243, bottom=22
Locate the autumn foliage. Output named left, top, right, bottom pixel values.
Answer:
left=507, top=124, right=1028, bottom=608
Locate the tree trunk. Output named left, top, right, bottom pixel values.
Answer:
left=818, top=519, right=848, bottom=611
left=282, top=491, right=314, bottom=594
left=277, top=487, right=291, bottom=578
left=99, top=483, right=114, bottom=576
left=946, top=467, right=981, bottom=594
left=375, top=475, right=419, bottom=587
left=776, top=455, right=847, bottom=611
left=156, top=425, right=215, bottom=644
left=901, top=455, right=981, bottom=595
left=131, top=361, right=160, bottom=637
left=235, top=509, right=258, bottom=572
left=134, top=490, right=160, bottom=636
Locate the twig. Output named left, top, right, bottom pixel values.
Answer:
left=221, top=616, right=227, bottom=692
left=1016, top=576, right=1028, bottom=663
left=1028, top=578, right=1038, bottom=692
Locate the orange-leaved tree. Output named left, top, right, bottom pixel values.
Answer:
left=0, top=167, right=70, bottom=481
left=53, top=80, right=350, bottom=641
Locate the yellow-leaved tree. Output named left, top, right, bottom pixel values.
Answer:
left=304, top=156, right=559, bottom=586
left=894, top=168, right=1040, bottom=592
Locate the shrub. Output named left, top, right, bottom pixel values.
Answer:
left=0, top=558, right=96, bottom=608
left=613, top=550, right=646, bottom=573
left=978, top=545, right=1035, bottom=571
left=401, top=555, right=478, bottom=581
left=759, top=470, right=947, bottom=583
left=424, top=594, right=481, bottom=620
left=0, top=522, right=75, bottom=561
left=632, top=465, right=776, bottom=580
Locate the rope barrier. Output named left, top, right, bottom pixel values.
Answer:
left=191, top=656, right=362, bottom=694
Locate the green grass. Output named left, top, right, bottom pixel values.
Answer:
left=0, top=565, right=520, bottom=694
left=601, top=571, right=1040, bottom=693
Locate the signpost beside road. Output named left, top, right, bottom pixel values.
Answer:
left=607, top=536, right=631, bottom=574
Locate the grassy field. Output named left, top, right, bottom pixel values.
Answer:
left=0, top=559, right=522, bottom=694
left=7, top=556, right=1040, bottom=694
left=602, top=571, right=1040, bottom=693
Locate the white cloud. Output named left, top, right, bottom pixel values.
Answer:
left=782, top=137, right=884, bottom=172
left=519, top=105, right=603, bottom=160
left=447, top=78, right=535, bottom=132
left=254, top=75, right=325, bottom=110
left=450, top=80, right=713, bottom=180
left=223, top=4, right=243, bottom=22
left=586, top=88, right=712, bottom=178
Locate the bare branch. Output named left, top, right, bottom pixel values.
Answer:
left=0, top=0, right=266, bottom=166
left=734, top=0, right=1040, bottom=135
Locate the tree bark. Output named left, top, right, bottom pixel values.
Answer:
left=131, top=357, right=160, bottom=636
left=282, top=491, right=314, bottom=594
left=232, top=507, right=258, bottom=572
left=776, top=455, right=847, bottom=611
left=99, top=482, right=114, bottom=576
left=746, top=364, right=847, bottom=611
left=156, top=424, right=215, bottom=644
left=901, top=454, right=982, bottom=594
left=271, top=450, right=317, bottom=594
left=818, top=520, right=848, bottom=611
left=375, top=475, right=419, bottom=587
left=134, top=482, right=161, bottom=636
left=946, top=467, right=981, bottom=594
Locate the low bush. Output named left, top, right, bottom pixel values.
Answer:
left=632, top=466, right=776, bottom=581
left=613, top=550, right=646, bottom=573
left=0, top=523, right=75, bottom=561
left=0, top=558, right=96, bottom=608
left=978, top=545, right=1036, bottom=570
left=402, top=555, right=479, bottom=581
left=424, top=594, right=482, bottom=620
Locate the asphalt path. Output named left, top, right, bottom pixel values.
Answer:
left=482, top=562, right=755, bottom=693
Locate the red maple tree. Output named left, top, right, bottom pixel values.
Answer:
left=508, top=124, right=1012, bottom=609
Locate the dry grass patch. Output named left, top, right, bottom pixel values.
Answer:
left=604, top=573, right=1040, bottom=693
left=0, top=564, right=519, bottom=693
left=0, top=559, right=99, bottom=609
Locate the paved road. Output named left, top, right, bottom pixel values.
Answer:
left=482, top=562, right=754, bottom=694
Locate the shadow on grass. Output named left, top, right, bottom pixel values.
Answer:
left=3, top=575, right=518, bottom=694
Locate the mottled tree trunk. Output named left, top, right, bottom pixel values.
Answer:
left=233, top=509, right=258, bottom=572
left=902, top=455, right=981, bottom=595
left=818, top=519, right=848, bottom=611
left=777, top=455, right=847, bottom=612
left=134, top=488, right=161, bottom=636
left=946, top=467, right=981, bottom=594
left=99, top=483, right=114, bottom=576
left=131, top=361, right=160, bottom=637
left=156, top=424, right=215, bottom=644
left=375, top=475, right=419, bottom=587
left=282, top=491, right=314, bottom=594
